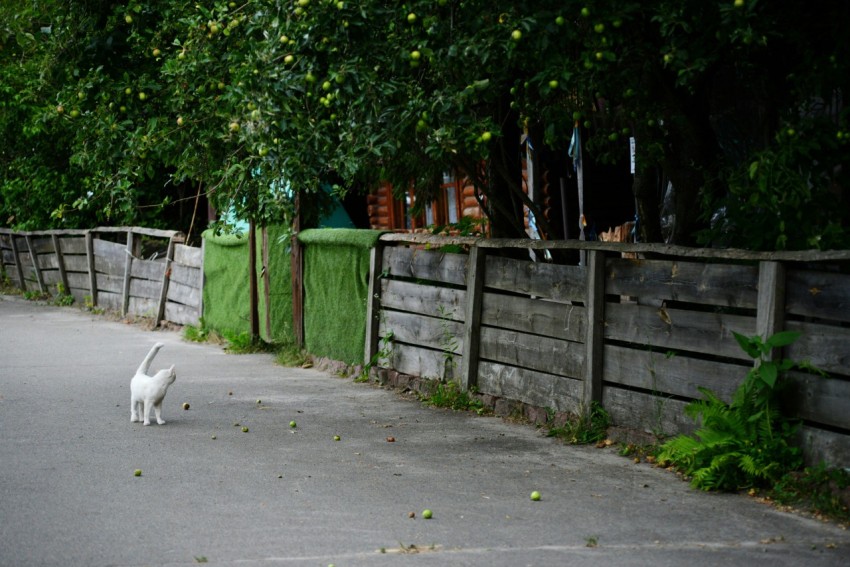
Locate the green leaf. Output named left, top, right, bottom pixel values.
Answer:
left=759, top=363, right=778, bottom=388
left=765, top=331, right=801, bottom=350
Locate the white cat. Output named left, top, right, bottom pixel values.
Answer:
left=130, top=342, right=176, bottom=426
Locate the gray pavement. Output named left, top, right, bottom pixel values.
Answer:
left=0, top=294, right=848, bottom=567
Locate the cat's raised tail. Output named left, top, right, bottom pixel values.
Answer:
left=136, top=342, right=165, bottom=376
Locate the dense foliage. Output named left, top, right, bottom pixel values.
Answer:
left=1, top=1, right=848, bottom=248
left=658, top=332, right=819, bottom=491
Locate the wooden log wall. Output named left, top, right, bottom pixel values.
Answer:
left=0, top=227, right=201, bottom=327
left=367, top=233, right=850, bottom=467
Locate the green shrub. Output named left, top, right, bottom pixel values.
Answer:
left=658, top=331, right=823, bottom=491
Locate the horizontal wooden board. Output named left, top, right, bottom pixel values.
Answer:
left=603, top=302, right=756, bottom=361
left=479, top=326, right=584, bottom=379
left=784, top=371, right=850, bottom=430
left=69, top=288, right=88, bottom=304
left=603, top=344, right=748, bottom=403
left=97, top=291, right=122, bottom=311
left=174, top=244, right=203, bottom=268
left=605, top=258, right=759, bottom=309
left=603, top=386, right=696, bottom=438
left=170, top=264, right=201, bottom=288
left=96, top=274, right=123, bottom=294
left=477, top=361, right=582, bottom=414
left=380, top=310, right=463, bottom=354
left=484, top=255, right=585, bottom=302
left=385, top=342, right=457, bottom=381
left=383, top=246, right=467, bottom=286
left=481, top=293, right=586, bottom=342
left=63, top=255, right=89, bottom=272
left=798, top=426, right=850, bottom=469
left=131, top=258, right=166, bottom=281
left=129, top=277, right=162, bottom=301
left=93, top=237, right=125, bottom=258
left=128, top=296, right=158, bottom=317
left=166, top=280, right=201, bottom=308
left=34, top=253, right=60, bottom=271
left=28, top=237, right=55, bottom=254
left=165, top=301, right=200, bottom=326
left=785, top=320, right=850, bottom=377
left=786, top=269, right=850, bottom=323
left=58, top=237, right=87, bottom=255
left=380, top=279, right=465, bottom=321
left=41, top=270, right=61, bottom=287
left=66, top=272, right=90, bottom=291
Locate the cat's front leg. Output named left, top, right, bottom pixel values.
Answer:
left=154, top=402, right=166, bottom=425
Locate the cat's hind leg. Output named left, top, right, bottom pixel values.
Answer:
left=130, top=397, right=140, bottom=422
left=142, top=399, right=152, bottom=426
left=153, top=402, right=166, bottom=425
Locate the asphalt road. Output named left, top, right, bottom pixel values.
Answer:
left=1, top=295, right=848, bottom=566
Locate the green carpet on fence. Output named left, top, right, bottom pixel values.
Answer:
left=202, top=226, right=295, bottom=343
left=298, top=229, right=385, bottom=365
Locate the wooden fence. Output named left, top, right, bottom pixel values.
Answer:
left=0, top=227, right=202, bottom=326
left=366, top=234, right=850, bottom=467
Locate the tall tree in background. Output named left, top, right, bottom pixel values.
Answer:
left=1, top=1, right=847, bottom=250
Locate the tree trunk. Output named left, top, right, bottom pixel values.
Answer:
left=633, top=165, right=663, bottom=243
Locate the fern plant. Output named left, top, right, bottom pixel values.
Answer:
left=658, top=331, right=818, bottom=491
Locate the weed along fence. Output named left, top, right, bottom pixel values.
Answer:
left=0, top=227, right=202, bottom=326
left=365, top=234, right=850, bottom=468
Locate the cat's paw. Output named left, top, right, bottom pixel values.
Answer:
left=143, top=420, right=151, bottom=426
left=131, top=416, right=139, bottom=422
left=157, top=419, right=166, bottom=425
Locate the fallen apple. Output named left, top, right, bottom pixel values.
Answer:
left=134, top=469, right=142, bottom=477
left=422, top=509, right=432, bottom=519
left=182, top=402, right=190, bottom=410
left=333, top=435, right=341, bottom=441
left=290, top=421, right=297, bottom=428
left=531, top=490, right=541, bottom=501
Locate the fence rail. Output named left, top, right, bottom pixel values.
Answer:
left=0, top=227, right=202, bottom=326
left=367, top=234, right=850, bottom=467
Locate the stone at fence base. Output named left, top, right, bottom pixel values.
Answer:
left=493, top=398, right=521, bottom=418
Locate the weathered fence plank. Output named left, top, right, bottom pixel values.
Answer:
left=785, top=320, right=850, bottom=376
left=480, top=293, right=586, bottom=342
left=603, top=302, right=756, bottom=360
left=583, top=250, right=605, bottom=407
left=785, top=372, right=850, bottom=431
left=166, top=280, right=201, bottom=309
left=131, top=258, right=167, bottom=281
left=479, top=327, right=584, bottom=379
left=388, top=342, right=456, bottom=381
left=484, top=255, right=585, bottom=302
left=460, top=246, right=485, bottom=390
left=380, top=310, right=463, bottom=354
left=603, top=344, right=747, bottom=402
left=605, top=258, right=759, bottom=308
left=382, top=246, right=467, bottom=286
left=380, top=279, right=465, bottom=320
left=169, top=264, right=201, bottom=287
left=786, top=269, right=850, bottom=322
left=603, top=387, right=696, bottom=438
left=478, top=361, right=582, bottom=414
left=173, top=243, right=203, bottom=268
